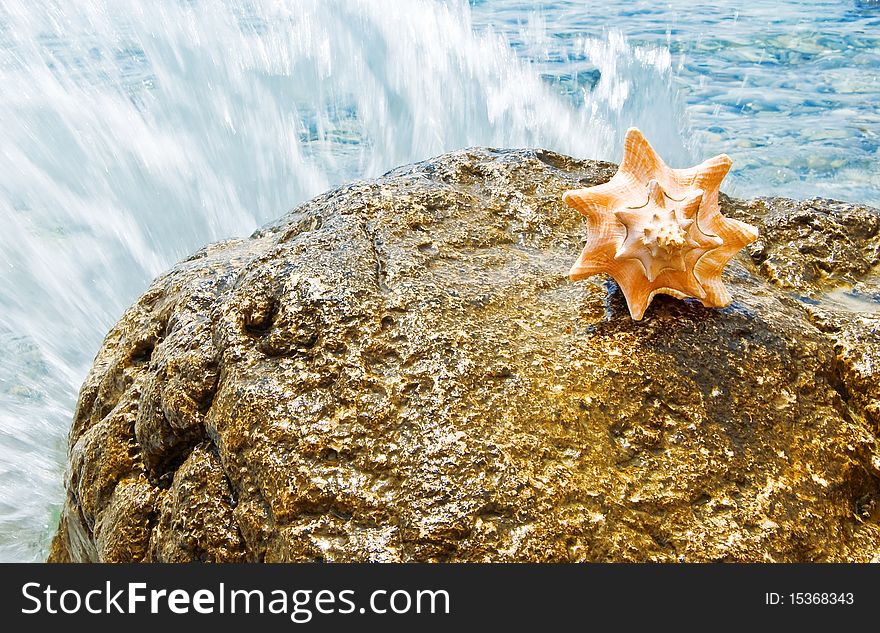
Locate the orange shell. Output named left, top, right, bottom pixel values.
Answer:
left=563, top=127, right=759, bottom=320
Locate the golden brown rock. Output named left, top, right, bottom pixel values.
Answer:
left=48, top=148, right=880, bottom=563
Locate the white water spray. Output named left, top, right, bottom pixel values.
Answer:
left=0, top=0, right=688, bottom=561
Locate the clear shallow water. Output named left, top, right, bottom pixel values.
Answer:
left=0, top=0, right=877, bottom=561
left=471, top=0, right=880, bottom=204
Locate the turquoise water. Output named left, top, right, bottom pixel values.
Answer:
left=471, top=0, right=880, bottom=205
left=0, top=0, right=878, bottom=561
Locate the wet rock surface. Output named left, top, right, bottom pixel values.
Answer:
left=49, top=148, right=880, bottom=562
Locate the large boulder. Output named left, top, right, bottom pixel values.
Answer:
left=49, top=148, right=880, bottom=562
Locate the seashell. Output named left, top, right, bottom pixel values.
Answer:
left=562, top=127, right=759, bottom=320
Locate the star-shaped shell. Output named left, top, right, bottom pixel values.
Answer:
left=563, top=127, right=759, bottom=320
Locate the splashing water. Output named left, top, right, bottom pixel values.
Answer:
left=0, top=0, right=689, bottom=561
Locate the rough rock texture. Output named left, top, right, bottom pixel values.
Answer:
left=49, top=148, right=880, bottom=563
